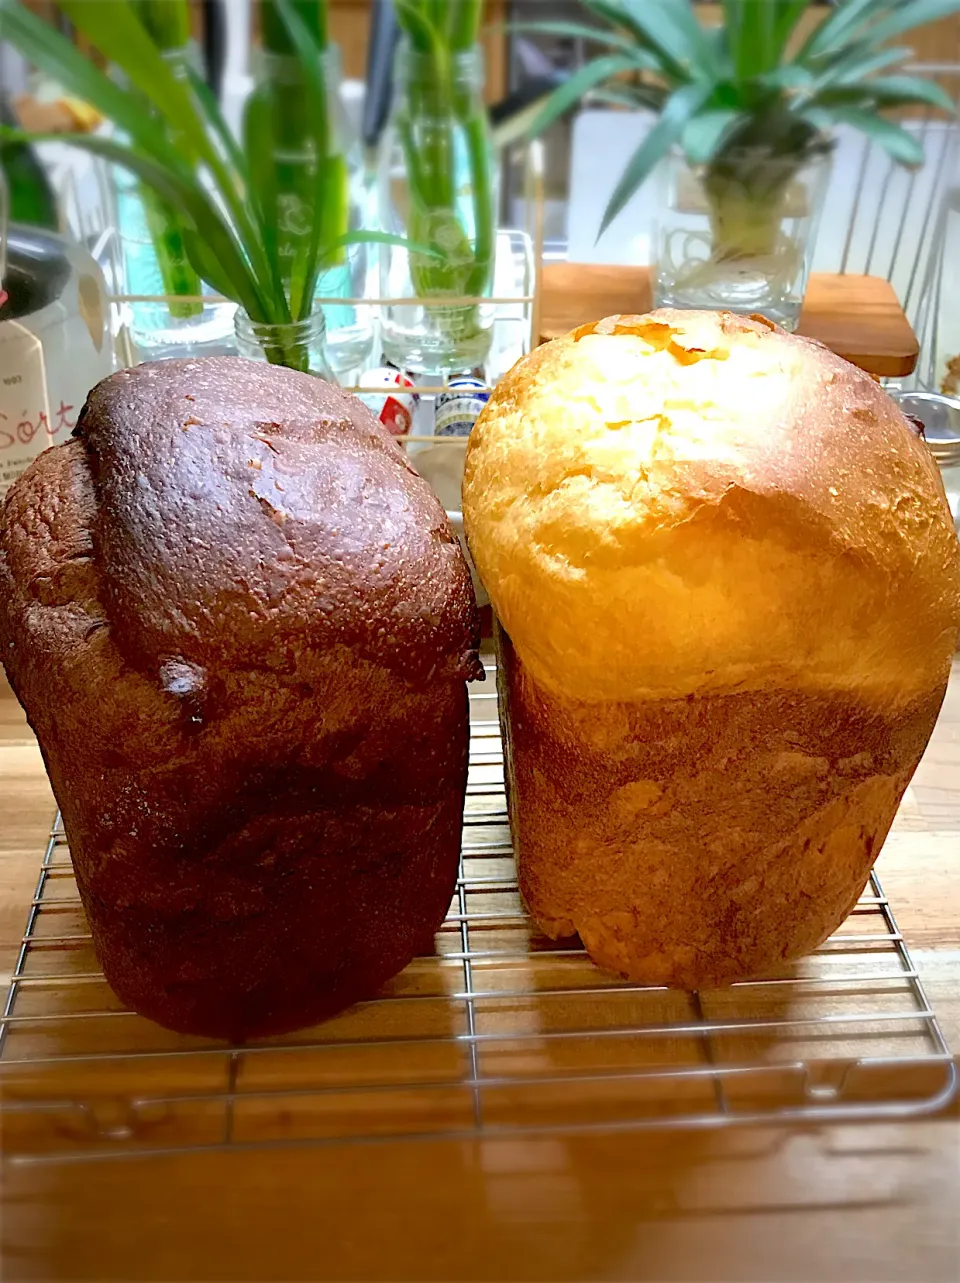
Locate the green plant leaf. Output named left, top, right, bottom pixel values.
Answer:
left=53, top=0, right=275, bottom=302
left=869, top=75, right=956, bottom=113
left=0, top=0, right=188, bottom=172
left=394, top=0, right=444, bottom=55
left=799, top=106, right=835, bottom=133
left=140, top=181, right=203, bottom=316
left=719, top=0, right=742, bottom=76
left=616, top=0, right=719, bottom=80
left=770, top=0, right=813, bottom=62
left=824, top=107, right=924, bottom=166
left=723, top=0, right=780, bottom=80
left=805, top=45, right=912, bottom=91
left=866, top=0, right=960, bottom=48
left=760, top=63, right=815, bottom=92
left=527, top=53, right=643, bottom=137
left=56, top=0, right=212, bottom=164
left=682, top=106, right=743, bottom=163
left=184, top=60, right=246, bottom=177
left=699, top=22, right=732, bottom=79
left=303, top=153, right=350, bottom=302
left=180, top=227, right=238, bottom=303
left=491, top=95, right=551, bottom=149
left=425, top=0, right=447, bottom=37
left=582, top=0, right=690, bottom=84
left=506, top=19, right=639, bottom=56
left=818, top=74, right=956, bottom=115
left=598, top=81, right=711, bottom=237
left=2, top=124, right=266, bottom=313
left=450, top=0, right=482, bottom=51
left=462, top=109, right=495, bottom=298
left=184, top=58, right=277, bottom=298
left=328, top=229, right=445, bottom=259
left=589, top=84, right=670, bottom=112
left=801, top=0, right=899, bottom=60
left=272, top=0, right=335, bottom=318
left=135, top=0, right=191, bottom=49
left=242, top=86, right=282, bottom=301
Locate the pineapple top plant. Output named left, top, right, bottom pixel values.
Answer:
left=525, top=0, right=960, bottom=256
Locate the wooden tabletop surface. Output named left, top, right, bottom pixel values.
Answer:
left=540, top=265, right=921, bottom=379
left=1, top=661, right=959, bottom=1281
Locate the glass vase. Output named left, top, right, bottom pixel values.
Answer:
left=110, top=45, right=236, bottom=358
left=377, top=42, right=498, bottom=374
left=234, top=309, right=336, bottom=381
left=243, top=43, right=373, bottom=381
left=653, top=145, right=831, bottom=331
left=112, top=168, right=237, bottom=358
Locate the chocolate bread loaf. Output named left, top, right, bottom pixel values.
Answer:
left=0, top=358, right=481, bottom=1039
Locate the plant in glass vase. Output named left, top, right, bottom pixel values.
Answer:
left=242, top=1, right=372, bottom=377
left=126, top=0, right=203, bottom=323
left=525, top=0, right=959, bottom=329
left=1, top=0, right=424, bottom=375
left=378, top=0, right=497, bottom=372
left=105, top=0, right=235, bottom=360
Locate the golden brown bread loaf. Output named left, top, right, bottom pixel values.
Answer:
left=0, top=358, right=481, bottom=1038
left=463, top=311, right=960, bottom=988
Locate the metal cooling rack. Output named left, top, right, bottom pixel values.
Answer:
left=0, top=664, right=956, bottom=1165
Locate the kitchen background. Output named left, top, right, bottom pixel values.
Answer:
left=4, top=1, right=960, bottom=540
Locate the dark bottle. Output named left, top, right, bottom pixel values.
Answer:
left=0, top=94, right=58, bottom=231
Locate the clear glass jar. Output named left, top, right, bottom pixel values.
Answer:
left=243, top=44, right=373, bottom=381
left=653, top=145, right=831, bottom=331
left=111, top=46, right=236, bottom=358
left=234, top=310, right=336, bottom=382
left=377, top=42, right=498, bottom=374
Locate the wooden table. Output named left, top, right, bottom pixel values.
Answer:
left=540, top=265, right=921, bottom=379
left=1, top=665, right=959, bottom=1281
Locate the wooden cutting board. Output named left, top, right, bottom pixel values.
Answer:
left=539, top=264, right=921, bottom=379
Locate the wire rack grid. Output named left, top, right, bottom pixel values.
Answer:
left=0, top=662, right=956, bottom=1166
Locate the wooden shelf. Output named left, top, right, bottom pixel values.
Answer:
left=540, top=263, right=920, bottom=379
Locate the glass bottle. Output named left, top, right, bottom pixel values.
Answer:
left=243, top=42, right=373, bottom=381
left=110, top=44, right=236, bottom=358
left=377, top=41, right=498, bottom=375
left=234, top=309, right=336, bottom=381
left=653, top=144, right=831, bottom=332
left=0, top=94, right=58, bottom=230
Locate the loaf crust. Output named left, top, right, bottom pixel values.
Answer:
left=0, top=358, right=481, bottom=1038
left=498, top=627, right=943, bottom=987
left=466, top=311, right=960, bottom=987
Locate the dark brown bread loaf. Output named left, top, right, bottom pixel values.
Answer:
left=0, top=358, right=481, bottom=1039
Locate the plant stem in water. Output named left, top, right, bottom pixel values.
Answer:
left=133, top=0, right=203, bottom=318
left=703, top=151, right=799, bottom=261
left=398, top=42, right=494, bottom=346
left=262, top=337, right=311, bottom=371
